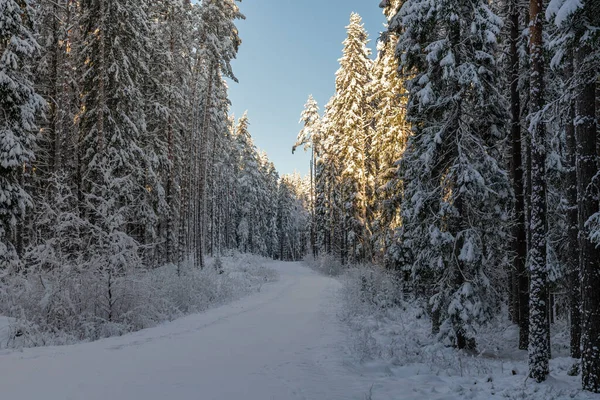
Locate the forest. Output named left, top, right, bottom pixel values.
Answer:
left=1, top=0, right=309, bottom=343
left=1, top=0, right=600, bottom=397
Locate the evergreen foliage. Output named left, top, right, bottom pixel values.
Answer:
left=0, top=0, right=44, bottom=270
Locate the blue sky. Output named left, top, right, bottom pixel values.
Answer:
left=227, top=0, right=386, bottom=176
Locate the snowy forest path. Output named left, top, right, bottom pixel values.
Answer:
left=0, top=261, right=377, bottom=400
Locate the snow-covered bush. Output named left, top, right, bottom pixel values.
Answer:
left=339, top=266, right=438, bottom=365
left=304, top=253, right=346, bottom=276
left=0, top=253, right=277, bottom=348
left=341, top=266, right=404, bottom=312
left=338, top=263, right=587, bottom=398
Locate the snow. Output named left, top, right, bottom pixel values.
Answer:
left=1, top=261, right=599, bottom=400
left=338, top=266, right=600, bottom=400
left=0, top=262, right=364, bottom=400
left=546, top=0, right=583, bottom=26
left=0, top=316, right=15, bottom=347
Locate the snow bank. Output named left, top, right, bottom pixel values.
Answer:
left=304, top=253, right=347, bottom=276
left=336, top=264, right=600, bottom=400
left=0, top=253, right=278, bottom=349
left=0, top=316, right=16, bottom=347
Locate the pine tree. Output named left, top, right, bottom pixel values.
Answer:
left=563, top=56, right=580, bottom=360
left=34, top=0, right=78, bottom=177
left=205, top=79, right=235, bottom=257
left=575, top=10, right=600, bottom=395
left=0, top=0, right=44, bottom=268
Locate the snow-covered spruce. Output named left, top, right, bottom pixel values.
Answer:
left=318, top=13, right=373, bottom=266
left=388, top=0, right=512, bottom=350
left=0, top=0, right=44, bottom=270
left=367, top=1, right=409, bottom=267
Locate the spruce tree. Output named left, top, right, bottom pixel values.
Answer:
left=146, top=0, right=193, bottom=265
left=390, top=0, right=512, bottom=349
left=78, top=0, right=152, bottom=287
left=193, top=0, right=243, bottom=267
left=318, top=98, right=345, bottom=261
left=368, top=0, right=408, bottom=264
left=234, top=112, right=259, bottom=253
left=0, top=0, right=44, bottom=268
left=328, top=13, right=372, bottom=263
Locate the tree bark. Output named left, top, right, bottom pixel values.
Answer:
left=564, top=57, right=581, bottom=360
left=196, top=63, right=216, bottom=269
left=510, top=2, right=529, bottom=350
left=527, top=0, right=549, bottom=382
left=577, top=41, right=600, bottom=393
left=311, top=149, right=317, bottom=258
left=166, top=5, right=176, bottom=265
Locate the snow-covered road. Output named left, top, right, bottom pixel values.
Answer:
left=0, top=262, right=375, bottom=400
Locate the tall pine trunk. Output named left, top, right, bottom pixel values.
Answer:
left=311, top=149, right=317, bottom=258
left=564, top=57, right=581, bottom=360
left=527, top=0, right=550, bottom=382
left=577, top=41, right=600, bottom=393
left=165, top=10, right=176, bottom=265
left=509, top=1, right=529, bottom=350
left=196, top=63, right=216, bottom=270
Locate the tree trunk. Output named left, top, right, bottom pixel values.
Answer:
left=197, top=63, right=216, bottom=269
left=510, top=1, right=529, bottom=350
left=527, top=0, right=549, bottom=382
left=564, top=57, right=581, bottom=360
left=48, top=0, right=61, bottom=175
left=577, top=41, right=600, bottom=393
left=311, top=149, right=317, bottom=258
left=166, top=9, right=176, bottom=265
